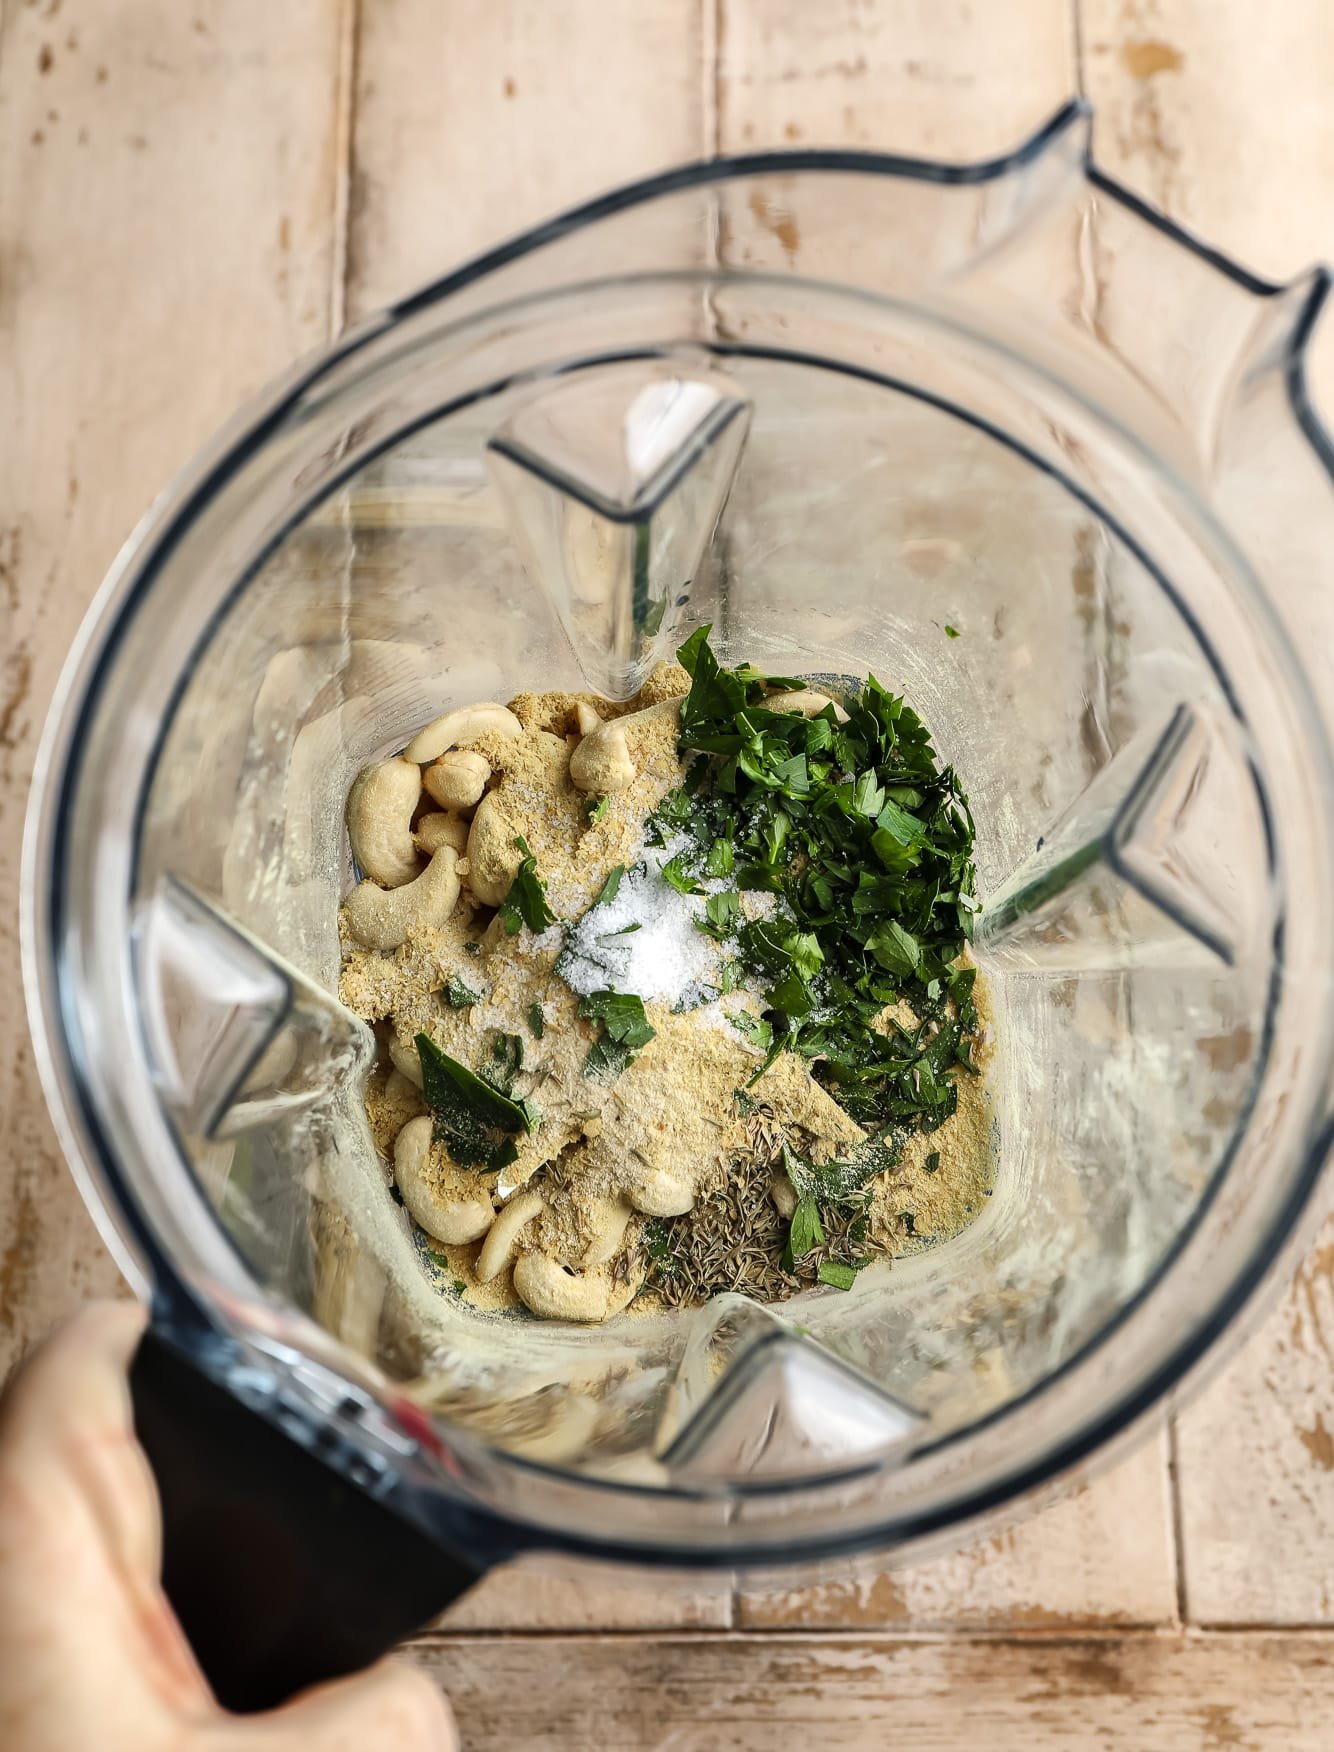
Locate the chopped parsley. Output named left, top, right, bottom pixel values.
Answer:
left=527, top=1002, right=546, bottom=1039
left=499, top=835, right=556, bottom=935
left=579, top=988, right=656, bottom=1084
left=659, top=626, right=978, bottom=1140
left=585, top=794, right=611, bottom=825
left=444, top=975, right=481, bottom=1009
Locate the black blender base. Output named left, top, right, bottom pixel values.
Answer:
left=129, top=1326, right=482, bottom=1713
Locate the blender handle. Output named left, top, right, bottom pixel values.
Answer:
left=129, top=1324, right=485, bottom=1713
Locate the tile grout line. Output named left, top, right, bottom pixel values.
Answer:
left=327, top=0, right=360, bottom=338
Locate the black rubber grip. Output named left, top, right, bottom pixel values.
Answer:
left=129, top=1325, right=484, bottom=1712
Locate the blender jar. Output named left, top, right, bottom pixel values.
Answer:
left=21, top=103, right=1334, bottom=1708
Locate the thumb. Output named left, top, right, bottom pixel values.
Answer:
left=227, top=1657, right=457, bottom=1751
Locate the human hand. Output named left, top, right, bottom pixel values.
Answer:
left=0, top=1303, right=457, bottom=1751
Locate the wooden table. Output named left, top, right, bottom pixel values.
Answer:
left=2, top=4, right=1333, bottom=1744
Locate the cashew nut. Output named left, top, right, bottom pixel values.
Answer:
left=404, top=702, right=522, bottom=765
left=768, top=687, right=850, bottom=723
left=578, top=1196, right=633, bottom=1268
left=388, top=1035, right=423, bottom=1088
left=465, top=793, right=524, bottom=906
left=344, top=846, right=460, bottom=951
left=512, top=1252, right=613, bottom=1322
left=625, top=1166, right=695, bottom=1217
left=572, top=700, right=602, bottom=736
left=393, top=1115, right=496, bottom=1244
left=475, top=1191, right=543, bottom=1283
left=770, top=1174, right=798, bottom=1220
left=413, top=811, right=470, bottom=856
left=569, top=721, right=634, bottom=794
left=423, top=748, right=490, bottom=811
left=346, top=758, right=422, bottom=888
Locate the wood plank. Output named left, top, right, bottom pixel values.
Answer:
left=716, top=0, right=1180, bottom=1637
left=345, top=0, right=729, bottom=1633
left=1082, top=0, right=1334, bottom=1627
left=0, top=1, right=343, bottom=1369
left=716, top=0, right=1078, bottom=157
left=406, top=1627, right=1334, bottom=1750
left=738, top=1435, right=1178, bottom=1629
left=345, top=0, right=708, bottom=317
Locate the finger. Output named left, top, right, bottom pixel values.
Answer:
left=0, top=1302, right=155, bottom=1572
left=0, top=1302, right=212, bottom=1715
left=235, top=1659, right=458, bottom=1751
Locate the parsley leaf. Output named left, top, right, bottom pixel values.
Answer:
left=698, top=890, right=741, bottom=940
left=586, top=794, right=611, bottom=825
left=499, top=835, right=557, bottom=935
left=444, top=976, right=481, bottom=1008
left=596, top=864, right=625, bottom=907
left=527, top=1002, right=546, bottom=1039
left=817, top=1260, right=859, bottom=1290
left=578, top=989, right=656, bottom=1083
left=784, top=1192, right=825, bottom=1267
left=660, top=853, right=701, bottom=895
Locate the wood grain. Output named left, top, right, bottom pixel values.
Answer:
left=1082, top=0, right=1334, bottom=1629
left=345, top=0, right=708, bottom=317
left=738, top=1435, right=1178, bottom=1629
left=406, top=1628, right=1334, bottom=1750
left=0, top=0, right=343, bottom=1370
left=716, top=0, right=1078, bottom=157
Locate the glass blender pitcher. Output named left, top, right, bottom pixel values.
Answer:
left=22, top=103, right=1334, bottom=1710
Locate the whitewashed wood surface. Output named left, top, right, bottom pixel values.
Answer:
left=1, top=0, right=1332, bottom=1741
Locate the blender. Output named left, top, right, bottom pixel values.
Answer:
left=21, top=102, right=1334, bottom=1709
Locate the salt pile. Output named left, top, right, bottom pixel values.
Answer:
left=557, top=853, right=721, bottom=1008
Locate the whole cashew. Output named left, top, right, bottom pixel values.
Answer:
left=625, top=1166, right=695, bottom=1217
left=414, top=811, right=470, bottom=856
left=512, top=1252, right=613, bottom=1322
left=388, top=1035, right=423, bottom=1088
left=346, top=757, right=422, bottom=888
left=404, top=701, right=522, bottom=765
left=767, top=687, right=850, bottom=723
left=770, top=1174, right=798, bottom=1220
left=579, top=1196, right=633, bottom=1268
left=569, top=721, right=634, bottom=793
left=572, top=700, right=602, bottom=736
left=344, top=845, right=460, bottom=950
left=475, top=1191, right=544, bottom=1282
left=393, top=1116, right=496, bottom=1244
left=423, top=749, right=490, bottom=811
left=465, top=793, right=525, bottom=906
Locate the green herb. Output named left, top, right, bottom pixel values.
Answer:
left=705, top=838, right=735, bottom=877
left=924, top=1151, right=940, bottom=1173
left=729, top=1010, right=773, bottom=1054
left=586, top=794, right=611, bottom=825
left=490, top=1031, right=524, bottom=1091
left=527, top=1002, right=545, bottom=1039
left=415, top=1032, right=538, bottom=1171
left=655, top=625, right=979, bottom=1142
left=462, top=939, right=480, bottom=955
left=579, top=988, right=656, bottom=1084
left=499, top=835, right=557, bottom=935
left=444, top=976, right=481, bottom=1009
left=600, top=922, right=642, bottom=939
left=660, top=853, right=700, bottom=895
left=578, top=989, right=655, bottom=1048
left=817, top=1260, right=858, bottom=1290
left=944, top=625, right=960, bottom=639
left=452, top=1278, right=468, bottom=1295
left=784, top=1191, right=825, bottom=1268
left=697, top=890, right=741, bottom=940
left=596, top=864, right=625, bottom=907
